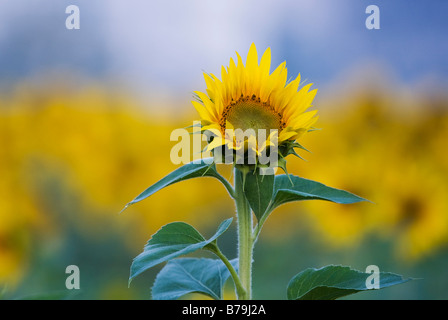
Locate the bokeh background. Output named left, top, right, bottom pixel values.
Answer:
left=1, top=0, right=447, bottom=299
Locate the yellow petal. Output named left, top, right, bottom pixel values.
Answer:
left=205, top=137, right=226, bottom=152
left=259, top=47, right=271, bottom=77
left=279, top=129, right=297, bottom=142
left=194, top=91, right=219, bottom=121
left=192, top=100, right=214, bottom=123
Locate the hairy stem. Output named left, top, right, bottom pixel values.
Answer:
left=234, top=168, right=254, bottom=300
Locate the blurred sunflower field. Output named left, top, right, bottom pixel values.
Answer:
left=1, top=0, right=448, bottom=300
left=1, top=78, right=447, bottom=299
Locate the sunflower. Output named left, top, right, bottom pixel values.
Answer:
left=192, top=43, right=318, bottom=168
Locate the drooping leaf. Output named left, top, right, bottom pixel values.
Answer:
left=243, top=171, right=274, bottom=221
left=121, top=158, right=233, bottom=212
left=287, top=265, right=411, bottom=300
left=152, top=258, right=238, bottom=300
left=129, top=218, right=233, bottom=284
left=260, top=174, right=367, bottom=223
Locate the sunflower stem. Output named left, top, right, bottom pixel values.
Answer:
left=207, top=243, right=246, bottom=299
left=234, top=167, right=254, bottom=300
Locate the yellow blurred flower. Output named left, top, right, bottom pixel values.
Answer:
left=0, top=84, right=232, bottom=286
left=380, top=162, right=448, bottom=260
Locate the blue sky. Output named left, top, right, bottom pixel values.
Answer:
left=0, top=0, right=447, bottom=101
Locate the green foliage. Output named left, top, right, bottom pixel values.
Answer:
left=243, top=170, right=274, bottom=221
left=287, top=265, right=410, bottom=300
left=129, top=218, right=233, bottom=284
left=152, top=258, right=238, bottom=300
left=121, top=158, right=233, bottom=212
left=126, top=160, right=411, bottom=300
left=259, top=174, right=367, bottom=224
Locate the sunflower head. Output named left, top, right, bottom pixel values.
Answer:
left=192, top=43, right=318, bottom=172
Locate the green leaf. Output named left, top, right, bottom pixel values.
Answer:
left=243, top=170, right=274, bottom=221
left=152, top=258, right=238, bottom=300
left=287, top=265, right=411, bottom=300
left=260, top=174, right=367, bottom=223
left=272, top=175, right=367, bottom=207
left=121, top=158, right=233, bottom=212
left=129, top=218, right=233, bottom=284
